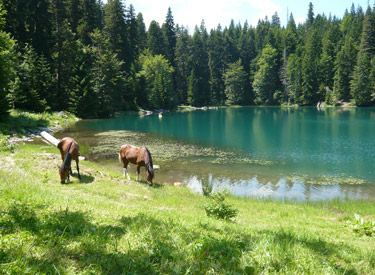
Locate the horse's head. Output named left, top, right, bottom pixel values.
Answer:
left=144, top=147, right=154, bottom=186
left=146, top=163, right=154, bottom=186
left=146, top=171, right=153, bottom=186
left=59, top=164, right=70, bottom=184
left=59, top=148, right=73, bottom=184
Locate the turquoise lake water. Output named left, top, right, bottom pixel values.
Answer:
left=60, top=107, right=375, bottom=201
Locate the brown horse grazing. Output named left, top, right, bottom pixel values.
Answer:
left=58, top=137, right=81, bottom=184
left=119, top=144, right=154, bottom=185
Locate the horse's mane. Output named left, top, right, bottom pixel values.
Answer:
left=144, top=147, right=154, bottom=178
left=60, top=141, right=73, bottom=172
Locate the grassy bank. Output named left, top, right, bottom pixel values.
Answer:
left=1, top=142, right=375, bottom=274
left=0, top=110, right=78, bottom=136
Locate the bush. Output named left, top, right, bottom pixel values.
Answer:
left=0, top=134, right=14, bottom=152
left=201, top=174, right=214, bottom=196
left=203, top=191, right=238, bottom=221
left=347, top=214, right=375, bottom=236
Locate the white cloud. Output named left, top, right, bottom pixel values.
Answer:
left=295, top=16, right=306, bottom=25
left=128, top=0, right=283, bottom=31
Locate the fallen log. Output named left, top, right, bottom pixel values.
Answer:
left=40, top=131, right=59, bottom=146
left=41, top=131, right=86, bottom=161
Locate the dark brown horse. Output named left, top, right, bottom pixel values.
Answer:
left=58, top=137, right=81, bottom=184
left=119, top=144, right=154, bottom=185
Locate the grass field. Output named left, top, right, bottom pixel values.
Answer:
left=1, top=141, right=375, bottom=274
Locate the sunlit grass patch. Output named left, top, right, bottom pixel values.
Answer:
left=0, top=110, right=78, bottom=136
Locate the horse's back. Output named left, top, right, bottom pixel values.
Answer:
left=58, top=137, right=79, bottom=158
left=120, top=144, right=141, bottom=165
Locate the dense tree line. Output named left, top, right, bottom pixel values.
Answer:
left=0, top=1, right=375, bottom=121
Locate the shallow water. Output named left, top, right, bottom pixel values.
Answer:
left=57, top=107, right=375, bottom=201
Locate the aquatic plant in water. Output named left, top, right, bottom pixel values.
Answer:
left=92, top=130, right=276, bottom=166
left=288, top=174, right=366, bottom=185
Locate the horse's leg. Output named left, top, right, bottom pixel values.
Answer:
left=123, top=160, right=130, bottom=180
left=136, top=165, right=140, bottom=181
left=76, top=159, right=81, bottom=180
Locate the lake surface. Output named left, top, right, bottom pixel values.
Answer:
left=58, top=107, right=375, bottom=201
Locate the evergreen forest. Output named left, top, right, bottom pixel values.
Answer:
left=0, top=0, right=375, bottom=120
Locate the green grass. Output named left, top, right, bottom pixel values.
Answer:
left=1, top=142, right=375, bottom=274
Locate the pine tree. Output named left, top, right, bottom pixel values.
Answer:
left=138, top=51, right=176, bottom=109
left=77, top=0, right=102, bottom=45
left=103, top=0, right=128, bottom=66
left=88, top=29, right=125, bottom=117
left=223, top=20, right=239, bottom=65
left=136, top=13, right=147, bottom=52
left=224, top=59, right=246, bottom=104
left=306, top=2, right=315, bottom=29
left=301, top=29, right=321, bottom=104
left=207, top=26, right=225, bottom=104
left=255, top=18, right=271, bottom=53
left=350, top=8, right=375, bottom=106
left=319, top=26, right=336, bottom=101
left=333, top=36, right=356, bottom=102
left=3, top=0, right=52, bottom=57
left=360, top=6, right=375, bottom=58
left=36, top=54, right=54, bottom=110
left=351, top=50, right=372, bottom=106
left=68, top=42, right=90, bottom=115
left=188, top=23, right=210, bottom=106
left=0, top=3, right=15, bottom=121
left=162, top=7, right=176, bottom=66
left=67, top=0, right=80, bottom=35
left=147, top=20, right=166, bottom=56
left=175, top=25, right=192, bottom=104
left=126, top=5, right=139, bottom=64
left=187, top=67, right=200, bottom=106
left=286, top=53, right=303, bottom=104
left=51, top=19, right=82, bottom=110
left=285, top=13, right=298, bottom=56
left=12, top=45, right=53, bottom=112
left=238, top=22, right=256, bottom=104
left=253, top=44, right=278, bottom=104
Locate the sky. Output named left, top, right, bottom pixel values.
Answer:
left=118, top=0, right=372, bottom=31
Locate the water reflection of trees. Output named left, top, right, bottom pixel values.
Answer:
left=186, top=172, right=375, bottom=201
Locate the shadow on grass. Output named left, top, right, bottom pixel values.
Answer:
left=136, top=179, right=164, bottom=188
left=78, top=174, right=95, bottom=184
left=0, top=112, right=49, bottom=135
left=59, top=174, right=95, bottom=185
left=1, top=202, right=373, bottom=274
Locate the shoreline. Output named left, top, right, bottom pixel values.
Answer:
left=1, top=110, right=79, bottom=145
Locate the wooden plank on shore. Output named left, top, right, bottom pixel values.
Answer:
left=40, top=131, right=59, bottom=146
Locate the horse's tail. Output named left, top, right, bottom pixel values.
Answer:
left=118, top=153, right=123, bottom=165
left=144, top=147, right=154, bottom=178
left=119, top=145, right=127, bottom=165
